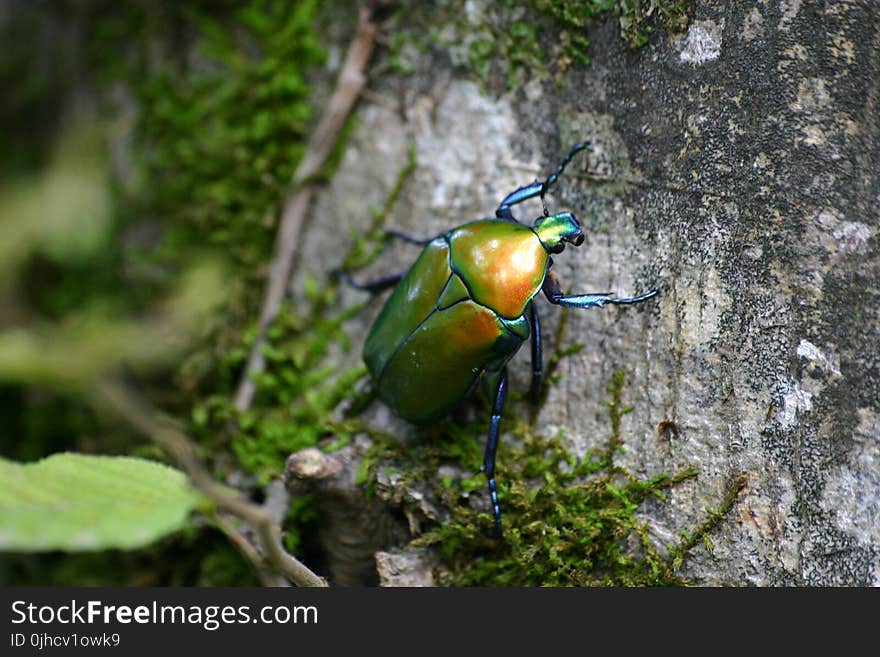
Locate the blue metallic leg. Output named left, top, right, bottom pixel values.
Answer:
left=541, top=142, right=591, bottom=201
left=333, top=270, right=405, bottom=294
left=483, top=367, right=508, bottom=538
left=547, top=289, right=658, bottom=308
left=496, top=181, right=546, bottom=220
left=495, top=141, right=592, bottom=220
left=542, top=271, right=658, bottom=308
left=527, top=302, right=542, bottom=403
left=385, top=229, right=434, bottom=246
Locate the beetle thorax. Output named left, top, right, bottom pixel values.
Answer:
left=448, top=220, right=548, bottom=319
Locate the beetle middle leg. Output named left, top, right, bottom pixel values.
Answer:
left=385, top=229, right=434, bottom=246
left=333, top=270, right=406, bottom=293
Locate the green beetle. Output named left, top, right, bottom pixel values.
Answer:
left=339, top=142, right=657, bottom=536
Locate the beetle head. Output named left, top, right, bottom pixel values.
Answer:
left=533, top=212, right=584, bottom=254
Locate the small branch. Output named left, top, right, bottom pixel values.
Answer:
left=213, top=513, right=288, bottom=587
left=234, top=6, right=379, bottom=412
left=91, top=378, right=327, bottom=588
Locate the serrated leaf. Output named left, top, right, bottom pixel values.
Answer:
left=0, top=453, right=205, bottom=552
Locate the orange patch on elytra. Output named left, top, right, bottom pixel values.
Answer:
left=451, top=304, right=501, bottom=348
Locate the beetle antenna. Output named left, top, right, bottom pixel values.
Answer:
left=539, top=141, right=592, bottom=211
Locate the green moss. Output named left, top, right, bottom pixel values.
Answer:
left=385, top=0, right=691, bottom=90
left=530, top=0, right=615, bottom=66
left=133, top=1, right=326, bottom=270
left=355, top=322, right=742, bottom=586
left=108, top=0, right=403, bottom=485
left=617, top=0, right=691, bottom=48
left=227, top=304, right=370, bottom=480
left=401, top=370, right=743, bottom=586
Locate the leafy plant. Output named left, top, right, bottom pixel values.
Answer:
left=0, top=454, right=205, bottom=551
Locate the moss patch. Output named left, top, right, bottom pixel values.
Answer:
left=404, top=371, right=744, bottom=586
left=385, top=0, right=691, bottom=90
left=357, top=343, right=743, bottom=586
left=0, top=0, right=333, bottom=585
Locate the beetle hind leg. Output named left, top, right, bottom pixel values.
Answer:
left=527, top=302, right=543, bottom=403
left=482, top=367, right=509, bottom=538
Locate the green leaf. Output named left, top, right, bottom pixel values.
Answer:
left=0, top=453, right=205, bottom=552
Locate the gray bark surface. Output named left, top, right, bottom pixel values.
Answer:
left=294, top=1, right=879, bottom=585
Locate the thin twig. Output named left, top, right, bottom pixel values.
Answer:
left=213, top=513, right=288, bottom=587
left=234, top=6, right=379, bottom=412
left=90, top=378, right=327, bottom=587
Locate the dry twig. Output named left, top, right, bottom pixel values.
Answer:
left=91, top=379, right=327, bottom=587
left=234, top=6, right=380, bottom=411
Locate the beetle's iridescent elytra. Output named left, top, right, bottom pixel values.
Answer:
left=338, top=142, right=658, bottom=536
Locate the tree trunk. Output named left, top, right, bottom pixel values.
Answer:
left=294, top=1, right=879, bottom=586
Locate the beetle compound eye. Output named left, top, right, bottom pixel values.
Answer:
left=573, top=233, right=585, bottom=246
left=534, top=212, right=582, bottom=253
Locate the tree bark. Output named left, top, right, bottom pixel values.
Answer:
left=295, top=1, right=879, bottom=585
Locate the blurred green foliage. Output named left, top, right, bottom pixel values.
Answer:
left=0, top=128, right=110, bottom=280
left=0, top=0, right=330, bottom=585
left=0, top=454, right=205, bottom=552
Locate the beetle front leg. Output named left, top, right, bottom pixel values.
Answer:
left=496, top=141, right=593, bottom=221
left=482, top=366, right=509, bottom=538
left=495, top=181, right=546, bottom=221
left=542, top=270, right=658, bottom=308
left=542, top=141, right=591, bottom=199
